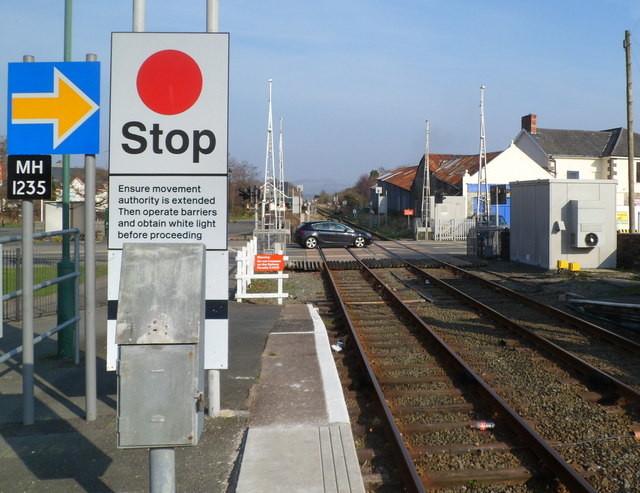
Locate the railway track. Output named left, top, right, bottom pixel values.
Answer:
left=365, top=242, right=640, bottom=394
left=321, top=249, right=598, bottom=491
left=312, top=215, right=640, bottom=492
left=316, top=209, right=392, bottom=242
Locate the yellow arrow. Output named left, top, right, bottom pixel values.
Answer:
left=12, top=68, right=99, bottom=149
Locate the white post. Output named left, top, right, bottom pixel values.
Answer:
left=206, top=0, right=219, bottom=32
left=132, top=0, right=145, bottom=32
left=277, top=275, right=284, bottom=305
left=235, top=246, right=246, bottom=302
left=207, top=369, right=221, bottom=417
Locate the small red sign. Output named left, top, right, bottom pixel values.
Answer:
left=255, top=254, right=284, bottom=272
left=404, top=209, right=415, bottom=216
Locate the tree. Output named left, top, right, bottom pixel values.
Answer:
left=68, top=170, right=110, bottom=213
left=314, top=190, right=333, bottom=206
left=228, top=155, right=260, bottom=217
left=0, top=135, right=5, bottom=170
left=0, top=135, right=20, bottom=223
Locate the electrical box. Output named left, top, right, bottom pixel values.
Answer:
left=570, top=200, right=604, bottom=248
left=116, top=243, right=206, bottom=449
left=509, top=179, right=616, bottom=269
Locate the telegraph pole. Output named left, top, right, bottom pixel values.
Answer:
left=625, top=30, right=636, bottom=232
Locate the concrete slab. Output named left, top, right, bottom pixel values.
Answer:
left=0, top=302, right=284, bottom=492
left=236, top=424, right=364, bottom=493
left=237, top=304, right=364, bottom=492
left=249, top=331, right=326, bottom=427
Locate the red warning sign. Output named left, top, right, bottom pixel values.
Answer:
left=255, top=254, right=284, bottom=272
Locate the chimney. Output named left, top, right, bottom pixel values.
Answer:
left=521, top=114, right=537, bottom=134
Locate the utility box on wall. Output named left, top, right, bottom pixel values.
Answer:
left=433, top=196, right=466, bottom=222
left=510, top=179, right=617, bottom=269
left=570, top=200, right=604, bottom=248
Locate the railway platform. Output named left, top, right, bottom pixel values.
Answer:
left=235, top=303, right=365, bottom=493
left=0, top=296, right=364, bottom=492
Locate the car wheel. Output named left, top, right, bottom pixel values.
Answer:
left=354, top=236, right=366, bottom=248
left=304, top=237, right=318, bottom=249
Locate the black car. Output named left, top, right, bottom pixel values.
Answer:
left=293, top=220, right=373, bottom=249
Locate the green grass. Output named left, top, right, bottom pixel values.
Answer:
left=3, top=264, right=108, bottom=296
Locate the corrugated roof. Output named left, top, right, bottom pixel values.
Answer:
left=378, top=166, right=417, bottom=191
left=379, top=152, right=503, bottom=191
left=430, top=152, right=500, bottom=187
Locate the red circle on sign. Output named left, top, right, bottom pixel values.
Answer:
left=136, top=50, right=203, bottom=115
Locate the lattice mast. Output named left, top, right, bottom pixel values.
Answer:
left=421, top=120, right=431, bottom=233
left=477, top=85, right=489, bottom=225
left=277, top=117, right=285, bottom=230
left=261, top=79, right=278, bottom=229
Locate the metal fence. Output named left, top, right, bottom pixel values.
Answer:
left=434, top=218, right=476, bottom=241
left=2, top=248, right=107, bottom=321
left=253, top=224, right=291, bottom=255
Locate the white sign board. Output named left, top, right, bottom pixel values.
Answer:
left=107, top=32, right=229, bottom=371
left=109, top=32, right=228, bottom=175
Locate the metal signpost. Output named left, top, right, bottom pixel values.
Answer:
left=404, top=208, right=414, bottom=229
left=6, top=56, right=100, bottom=425
left=7, top=154, right=53, bottom=425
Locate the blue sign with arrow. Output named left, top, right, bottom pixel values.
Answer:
left=7, top=61, right=100, bottom=155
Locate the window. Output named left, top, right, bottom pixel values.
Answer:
left=313, top=222, right=332, bottom=231
left=567, top=171, right=579, bottom=179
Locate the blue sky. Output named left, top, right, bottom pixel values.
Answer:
left=2, top=0, right=640, bottom=195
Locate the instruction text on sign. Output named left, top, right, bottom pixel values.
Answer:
left=109, top=175, right=227, bottom=249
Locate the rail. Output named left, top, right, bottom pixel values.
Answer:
left=321, top=244, right=596, bottom=491
left=316, top=209, right=392, bottom=242
left=318, top=247, right=425, bottom=493
left=371, top=240, right=640, bottom=403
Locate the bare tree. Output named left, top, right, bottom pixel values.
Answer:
left=228, top=155, right=260, bottom=216
left=68, top=168, right=109, bottom=212
left=0, top=136, right=20, bottom=223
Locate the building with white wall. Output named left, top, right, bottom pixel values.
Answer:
left=514, top=114, right=640, bottom=227
left=411, top=143, right=552, bottom=221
